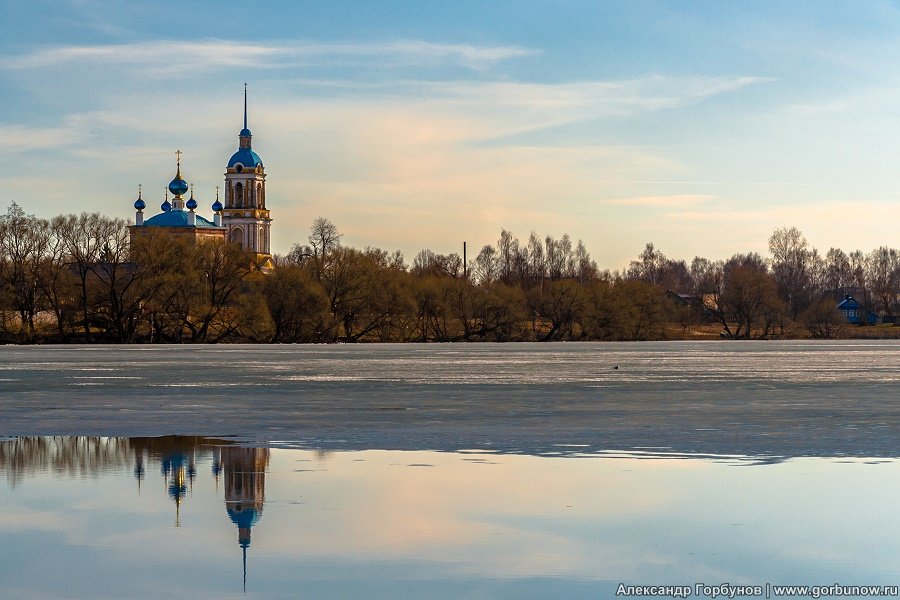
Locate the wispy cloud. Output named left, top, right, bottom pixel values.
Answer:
left=422, top=75, right=769, bottom=117
left=602, top=194, right=714, bottom=207
left=0, top=121, right=84, bottom=150
left=664, top=200, right=897, bottom=225
left=305, top=40, right=537, bottom=69
left=257, top=75, right=770, bottom=145
left=2, top=40, right=536, bottom=73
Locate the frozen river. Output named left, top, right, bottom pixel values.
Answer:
left=2, top=341, right=900, bottom=458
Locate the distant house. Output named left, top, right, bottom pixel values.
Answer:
left=665, top=290, right=716, bottom=321
left=665, top=290, right=699, bottom=307
left=836, top=295, right=876, bottom=325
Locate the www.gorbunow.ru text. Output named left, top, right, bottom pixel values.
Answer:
left=616, top=583, right=900, bottom=598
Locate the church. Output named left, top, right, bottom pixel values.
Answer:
left=130, top=85, right=273, bottom=269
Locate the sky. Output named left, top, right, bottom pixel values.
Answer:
left=3, top=0, right=900, bottom=268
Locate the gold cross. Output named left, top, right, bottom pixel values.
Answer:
left=175, top=149, right=182, bottom=164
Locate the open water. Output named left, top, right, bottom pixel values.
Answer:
left=1, top=341, right=899, bottom=598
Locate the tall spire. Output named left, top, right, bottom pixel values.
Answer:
left=239, top=84, right=252, bottom=147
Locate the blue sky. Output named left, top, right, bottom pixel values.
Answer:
left=3, top=1, right=900, bottom=266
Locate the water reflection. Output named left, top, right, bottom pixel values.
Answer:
left=0, top=436, right=135, bottom=486
left=0, top=436, right=270, bottom=594
left=222, top=447, right=269, bottom=592
left=0, top=436, right=218, bottom=488
left=2, top=436, right=900, bottom=599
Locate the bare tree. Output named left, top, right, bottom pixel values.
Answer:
left=627, top=242, right=666, bottom=285
left=823, top=248, right=852, bottom=293
left=261, top=264, right=328, bottom=342
left=473, top=245, right=498, bottom=284
left=496, top=229, right=518, bottom=283
left=526, top=231, right=545, bottom=284
left=320, top=247, right=412, bottom=341
left=530, top=279, right=586, bottom=341
left=41, top=216, right=77, bottom=339
left=412, top=249, right=463, bottom=278
left=185, top=240, right=248, bottom=342
left=308, top=217, right=342, bottom=261
left=713, top=253, right=783, bottom=339
left=54, top=213, right=110, bottom=340
left=768, top=226, right=813, bottom=320
left=87, top=216, right=136, bottom=341
left=573, top=240, right=597, bottom=283
left=865, top=246, right=900, bottom=317
left=689, top=256, right=716, bottom=295
left=0, top=204, right=51, bottom=340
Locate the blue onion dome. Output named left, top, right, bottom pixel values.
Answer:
left=168, top=175, right=188, bottom=196
left=134, top=190, right=146, bottom=211
left=168, top=154, right=189, bottom=196
left=240, top=127, right=252, bottom=137
left=186, top=185, right=198, bottom=210
left=161, top=198, right=172, bottom=212
left=212, top=198, right=223, bottom=212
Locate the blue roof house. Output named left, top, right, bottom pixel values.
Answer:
left=836, top=295, right=876, bottom=325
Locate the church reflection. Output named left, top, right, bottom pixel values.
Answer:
left=222, top=446, right=270, bottom=592
left=0, top=436, right=270, bottom=592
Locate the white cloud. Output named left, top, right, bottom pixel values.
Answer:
left=2, top=40, right=536, bottom=73
left=249, top=75, right=769, bottom=149
left=410, top=75, right=769, bottom=128
left=602, top=194, right=714, bottom=207
left=0, top=123, right=83, bottom=150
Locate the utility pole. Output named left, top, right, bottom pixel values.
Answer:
left=463, top=241, right=467, bottom=279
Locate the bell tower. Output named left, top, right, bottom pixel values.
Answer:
left=223, top=84, right=272, bottom=265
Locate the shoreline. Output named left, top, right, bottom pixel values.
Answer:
left=6, top=321, right=900, bottom=344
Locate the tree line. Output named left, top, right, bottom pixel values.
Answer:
left=0, top=203, right=892, bottom=343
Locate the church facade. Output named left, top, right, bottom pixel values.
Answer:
left=130, top=86, right=273, bottom=268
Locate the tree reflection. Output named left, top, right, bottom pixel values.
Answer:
left=0, top=436, right=270, bottom=591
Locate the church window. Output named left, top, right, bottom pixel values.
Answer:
left=235, top=183, right=244, bottom=208
left=230, top=227, right=243, bottom=250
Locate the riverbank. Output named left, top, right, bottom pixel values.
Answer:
left=670, top=323, right=900, bottom=340
left=7, top=319, right=900, bottom=344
